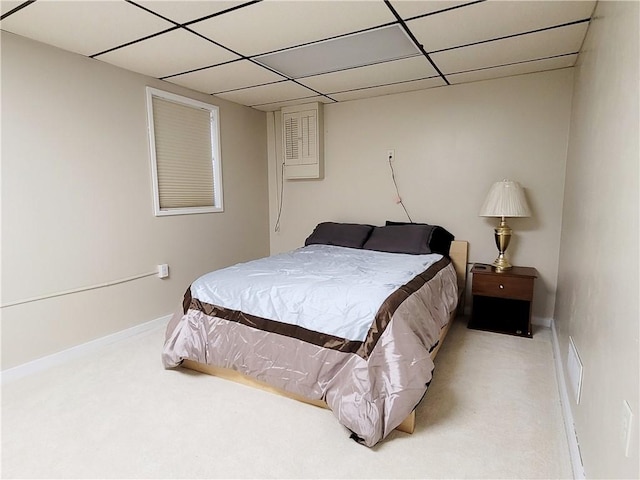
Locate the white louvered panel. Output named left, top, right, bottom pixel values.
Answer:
left=152, top=97, right=214, bottom=208
left=281, top=102, right=323, bottom=179
left=301, top=114, right=309, bottom=157
left=283, top=113, right=299, bottom=162
left=300, top=111, right=317, bottom=165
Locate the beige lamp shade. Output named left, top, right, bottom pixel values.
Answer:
left=479, top=180, right=531, bottom=271
left=479, top=180, right=531, bottom=218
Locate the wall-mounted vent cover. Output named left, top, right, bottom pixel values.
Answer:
left=567, top=336, right=583, bottom=404
left=281, top=102, right=323, bottom=180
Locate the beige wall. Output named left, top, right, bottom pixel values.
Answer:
left=555, top=2, right=639, bottom=478
left=1, top=32, right=269, bottom=369
left=268, top=69, right=574, bottom=321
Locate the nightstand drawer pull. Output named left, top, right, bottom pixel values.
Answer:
left=499, top=284, right=504, bottom=289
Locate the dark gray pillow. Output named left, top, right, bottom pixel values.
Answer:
left=385, top=221, right=454, bottom=255
left=362, top=225, right=433, bottom=254
left=304, top=222, right=374, bottom=249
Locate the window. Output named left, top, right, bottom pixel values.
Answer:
left=146, top=87, right=223, bottom=216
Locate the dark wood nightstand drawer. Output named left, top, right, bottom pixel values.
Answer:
left=472, top=273, right=534, bottom=301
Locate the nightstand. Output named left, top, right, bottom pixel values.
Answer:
left=468, top=264, right=537, bottom=337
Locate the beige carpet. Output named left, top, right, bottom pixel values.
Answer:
left=1, top=316, right=572, bottom=479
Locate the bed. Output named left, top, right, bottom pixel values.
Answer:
left=163, top=222, right=468, bottom=447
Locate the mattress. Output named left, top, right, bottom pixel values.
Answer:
left=163, top=245, right=458, bottom=446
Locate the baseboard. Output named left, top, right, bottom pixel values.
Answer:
left=550, top=318, right=586, bottom=479
left=532, top=316, right=552, bottom=328
left=1, top=314, right=172, bottom=385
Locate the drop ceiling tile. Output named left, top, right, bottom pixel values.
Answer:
left=97, top=29, right=240, bottom=78
left=252, top=96, right=333, bottom=112
left=390, top=1, right=471, bottom=20
left=330, top=77, right=445, bottom=102
left=190, top=0, right=396, bottom=57
left=215, top=81, right=317, bottom=107
left=298, top=56, right=436, bottom=94
left=432, top=22, right=588, bottom=74
left=167, top=60, right=285, bottom=94
left=447, top=54, right=578, bottom=84
left=408, top=0, right=595, bottom=53
left=1, top=1, right=24, bottom=16
left=136, top=1, right=245, bottom=24
left=256, top=25, right=419, bottom=78
left=0, top=0, right=173, bottom=56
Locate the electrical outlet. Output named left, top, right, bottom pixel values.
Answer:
left=387, top=149, right=395, bottom=162
left=622, top=400, right=633, bottom=457
left=157, top=264, right=169, bottom=279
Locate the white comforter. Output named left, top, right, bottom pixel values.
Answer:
left=191, top=244, right=444, bottom=341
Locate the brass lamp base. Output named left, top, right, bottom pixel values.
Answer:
left=492, top=218, right=513, bottom=272
left=492, top=253, right=512, bottom=271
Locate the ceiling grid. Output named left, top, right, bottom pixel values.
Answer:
left=0, top=0, right=597, bottom=111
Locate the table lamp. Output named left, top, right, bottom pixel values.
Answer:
left=479, top=180, right=531, bottom=272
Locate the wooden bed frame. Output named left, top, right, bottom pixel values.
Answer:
left=182, top=240, right=468, bottom=435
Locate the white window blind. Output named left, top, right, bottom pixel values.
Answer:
left=146, top=87, right=223, bottom=216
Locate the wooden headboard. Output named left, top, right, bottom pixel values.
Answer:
left=449, top=240, right=469, bottom=291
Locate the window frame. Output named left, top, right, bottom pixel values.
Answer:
left=145, top=87, right=224, bottom=217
